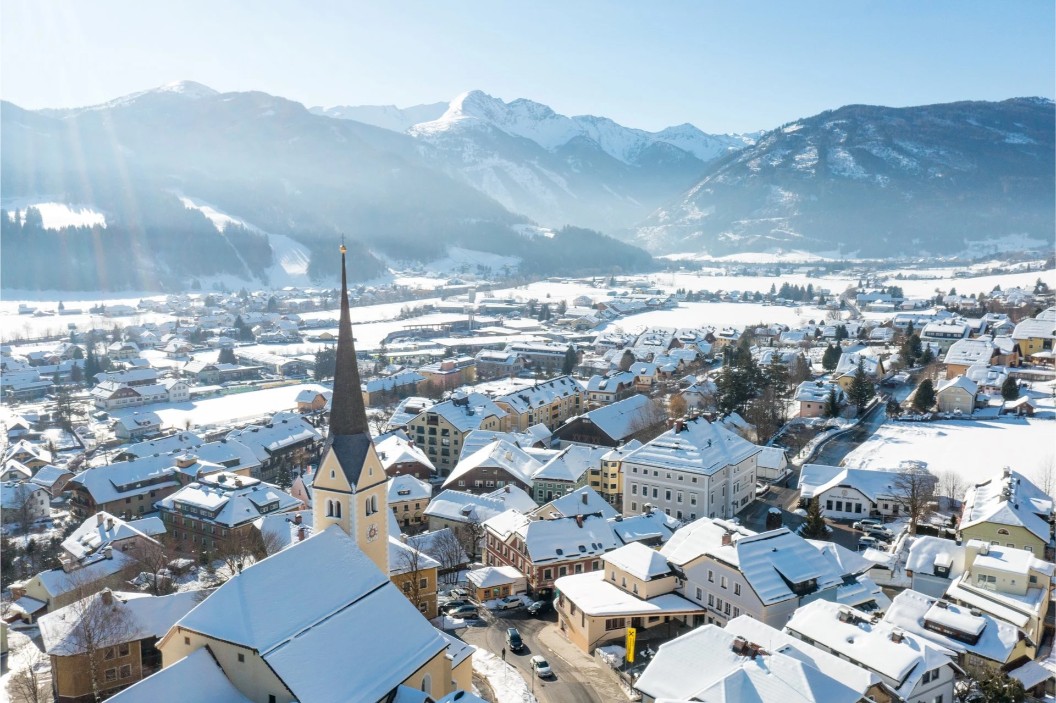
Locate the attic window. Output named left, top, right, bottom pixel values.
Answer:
left=555, top=548, right=564, bottom=555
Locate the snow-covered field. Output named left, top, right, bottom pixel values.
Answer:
left=108, top=382, right=329, bottom=430
left=3, top=201, right=108, bottom=229
left=843, top=415, right=1056, bottom=488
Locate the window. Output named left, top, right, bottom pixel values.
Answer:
left=105, top=668, right=117, bottom=682
left=696, top=587, right=703, bottom=600
left=724, top=602, right=730, bottom=615
left=119, top=664, right=132, bottom=678
left=631, top=502, right=637, bottom=511
left=708, top=570, right=714, bottom=582
left=118, top=643, right=130, bottom=657
left=734, top=583, right=741, bottom=596
left=631, top=484, right=638, bottom=495
left=238, top=653, right=245, bottom=663
left=605, top=617, right=626, bottom=631
left=721, top=576, right=728, bottom=589
left=184, top=636, right=190, bottom=645
left=826, top=500, right=833, bottom=510
left=708, top=594, right=714, bottom=607
left=665, top=490, right=672, bottom=501
left=105, top=647, right=116, bottom=660
left=716, top=598, right=723, bottom=611
left=420, top=578, right=428, bottom=588
left=733, top=607, right=740, bottom=617
left=558, top=566, right=567, bottom=577
left=677, top=491, right=683, bottom=503
left=421, top=674, right=432, bottom=693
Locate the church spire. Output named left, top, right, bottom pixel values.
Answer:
left=328, top=241, right=369, bottom=437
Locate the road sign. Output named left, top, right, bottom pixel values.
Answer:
left=626, top=627, right=637, bottom=663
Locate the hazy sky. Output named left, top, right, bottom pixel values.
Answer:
left=2, top=1, right=1052, bottom=133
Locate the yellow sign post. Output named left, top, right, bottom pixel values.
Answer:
left=626, top=627, right=637, bottom=664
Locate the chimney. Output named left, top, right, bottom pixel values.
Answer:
left=504, top=485, right=510, bottom=493
left=889, top=629, right=904, bottom=644
left=575, top=515, right=584, bottom=528
left=674, top=420, right=684, bottom=433
left=293, top=513, right=302, bottom=525
left=97, top=513, right=105, bottom=526
left=100, top=589, right=113, bottom=606
left=103, top=546, right=113, bottom=560
left=582, top=492, right=589, bottom=505
left=721, top=531, right=732, bottom=547
left=731, top=637, right=748, bottom=656
left=297, top=526, right=306, bottom=542
left=106, top=518, right=114, bottom=531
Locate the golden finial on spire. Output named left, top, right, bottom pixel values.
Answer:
left=340, top=234, right=347, bottom=255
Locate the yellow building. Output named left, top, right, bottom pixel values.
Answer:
left=598, top=441, right=641, bottom=508
left=555, top=542, right=702, bottom=653
left=959, top=468, right=1053, bottom=557
left=406, top=393, right=507, bottom=476
left=494, top=375, right=585, bottom=431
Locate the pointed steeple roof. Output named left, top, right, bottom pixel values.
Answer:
left=329, top=243, right=370, bottom=437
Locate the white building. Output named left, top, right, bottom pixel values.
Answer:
left=622, top=416, right=761, bottom=521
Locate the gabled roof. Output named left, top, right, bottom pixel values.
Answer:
left=601, top=542, right=672, bottom=581
left=173, top=527, right=447, bottom=703
left=634, top=623, right=864, bottom=703
left=106, top=648, right=254, bottom=703
left=960, top=469, right=1053, bottom=543
left=61, top=511, right=160, bottom=561
left=520, top=514, right=619, bottom=563
left=532, top=444, right=608, bottom=483
left=495, top=375, right=584, bottom=413
left=41, top=590, right=200, bottom=656
left=443, top=440, right=542, bottom=489
left=786, top=600, right=957, bottom=695
left=883, top=590, right=1023, bottom=665
left=418, top=393, right=508, bottom=433
left=937, top=375, right=978, bottom=396
left=944, top=338, right=995, bottom=366
left=388, top=474, right=433, bottom=503
left=561, top=393, right=658, bottom=442
left=375, top=431, right=434, bottom=471
left=424, top=486, right=536, bottom=524
left=534, top=486, right=619, bottom=520
left=610, top=510, right=680, bottom=545
left=624, top=416, right=761, bottom=475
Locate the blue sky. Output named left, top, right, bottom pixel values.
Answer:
left=2, top=1, right=1052, bottom=132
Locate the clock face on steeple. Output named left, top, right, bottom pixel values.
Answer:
left=366, top=523, right=379, bottom=542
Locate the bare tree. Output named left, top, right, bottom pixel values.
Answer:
left=123, top=538, right=174, bottom=596
left=457, top=521, right=485, bottom=561
left=213, top=530, right=266, bottom=576
left=938, top=470, right=966, bottom=506
left=10, top=483, right=41, bottom=539
left=60, top=585, right=133, bottom=702
left=1031, top=454, right=1055, bottom=500
left=892, top=465, right=937, bottom=535
left=6, top=640, right=50, bottom=703
left=419, top=529, right=468, bottom=585
left=667, top=393, right=689, bottom=420
left=394, top=541, right=429, bottom=613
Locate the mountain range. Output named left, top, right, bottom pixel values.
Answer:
left=637, top=98, right=1055, bottom=257
left=2, top=83, right=1053, bottom=291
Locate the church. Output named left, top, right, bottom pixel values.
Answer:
left=109, top=245, right=474, bottom=703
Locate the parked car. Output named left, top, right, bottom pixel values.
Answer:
left=527, top=600, right=551, bottom=616
left=442, top=600, right=472, bottom=612
left=852, top=519, right=882, bottom=531
left=857, top=536, right=881, bottom=552
left=447, top=604, right=480, bottom=618
left=866, top=526, right=895, bottom=541
left=506, top=628, right=524, bottom=652
left=495, top=596, right=522, bottom=610
left=530, top=655, right=552, bottom=678
left=755, top=482, right=769, bottom=497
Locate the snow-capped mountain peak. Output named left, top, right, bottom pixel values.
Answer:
left=156, top=80, right=219, bottom=99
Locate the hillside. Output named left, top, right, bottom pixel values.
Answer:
left=636, top=98, right=1055, bottom=257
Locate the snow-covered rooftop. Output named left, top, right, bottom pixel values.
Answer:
left=624, top=416, right=761, bottom=475
left=601, top=542, right=672, bottom=581
left=554, top=571, right=698, bottom=618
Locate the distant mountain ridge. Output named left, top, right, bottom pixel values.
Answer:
left=315, top=90, right=756, bottom=233
left=637, top=98, right=1055, bottom=257
left=2, top=82, right=654, bottom=291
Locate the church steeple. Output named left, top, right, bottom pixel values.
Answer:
left=329, top=242, right=370, bottom=437
left=312, top=241, right=390, bottom=575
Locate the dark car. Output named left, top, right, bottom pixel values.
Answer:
left=526, top=600, right=551, bottom=616
left=506, top=627, right=524, bottom=651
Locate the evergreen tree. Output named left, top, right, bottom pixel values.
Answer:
left=314, top=346, right=338, bottom=381
left=800, top=498, right=829, bottom=540
left=84, top=348, right=100, bottom=382
left=267, top=295, right=279, bottom=313
left=901, top=333, right=922, bottom=364
left=218, top=347, right=237, bottom=365
left=825, top=387, right=841, bottom=418
left=834, top=324, right=849, bottom=342
left=537, top=303, right=552, bottom=321
left=821, top=344, right=841, bottom=371
left=71, top=346, right=84, bottom=359
left=766, top=356, right=790, bottom=399
left=1000, top=376, right=1019, bottom=401
left=618, top=349, right=636, bottom=372
left=234, top=315, right=254, bottom=341
left=848, top=358, right=876, bottom=416
left=912, top=378, right=936, bottom=411
left=919, top=345, right=935, bottom=365
left=562, top=346, right=578, bottom=376
left=71, top=364, right=84, bottom=385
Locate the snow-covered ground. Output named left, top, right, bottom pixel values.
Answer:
left=3, top=201, right=108, bottom=229
left=107, top=382, right=329, bottom=430
left=472, top=648, right=537, bottom=703
left=843, top=414, right=1056, bottom=488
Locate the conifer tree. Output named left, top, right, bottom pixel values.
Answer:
left=800, top=498, right=829, bottom=540
left=913, top=378, right=936, bottom=411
